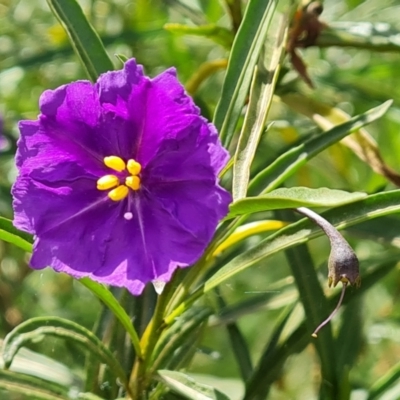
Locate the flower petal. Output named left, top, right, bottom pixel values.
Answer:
left=93, top=194, right=207, bottom=291
left=143, top=118, right=231, bottom=239
left=24, top=187, right=208, bottom=295
left=97, top=59, right=203, bottom=166
left=17, top=120, right=105, bottom=183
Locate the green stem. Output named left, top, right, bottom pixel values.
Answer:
left=129, top=282, right=174, bottom=398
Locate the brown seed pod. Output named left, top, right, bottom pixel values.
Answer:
left=295, top=207, right=360, bottom=337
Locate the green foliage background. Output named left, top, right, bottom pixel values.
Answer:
left=1, top=0, right=400, bottom=399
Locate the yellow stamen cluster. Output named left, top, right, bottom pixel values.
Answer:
left=97, top=156, right=142, bottom=201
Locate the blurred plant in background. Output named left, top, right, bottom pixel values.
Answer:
left=1, top=0, right=400, bottom=399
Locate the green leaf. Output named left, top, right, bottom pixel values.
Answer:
left=212, top=277, right=295, bottom=325
left=0, top=217, right=33, bottom=252
left=215, top=290, right=253, bottom=382
left=244, top=304, right=295, bottom=399
left=228, top=187, right=367, bottom=218
left=368, top=360, right=400, bottom=400
left=213, top=0, right=285, bottom=147
left=0, top=219, right=142, bottom=361
left=163, top=0, right=206, bottom=25
left=77, top=394, right=107, bottom=400
left=248, top=101, right=392, bottom=195
left=318, top=21, right=400, bottom=53
left=348, top=216, right=400, bottom=244
left=232, top=9, right=289, bottom=200
left=157, top=370, right=231, bottom=400
left=336, top=298, right=363, bottom=399
left=245, top=255, right=400, bottom=400
left=164, top=23, right=234, bottom=49
left=0, top=369, right=70, bottom=400
left=46, top=0, right=114, bottom=81
left=277, top=215, right=337, bottom=400
left=204, top=189, right=400, bottom=293
left=0, top=221, right=142, bottom=362
left=0, top=342, right=79, bottom=387
left=1, top=317, right=129, bottom=393
left=165, top=190, right=400, bottom=326
left=151, top=307, right=213, bottom=373
left=78, top=278, right=142, bottom=358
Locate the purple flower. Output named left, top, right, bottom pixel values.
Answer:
left=12, top=59, right=231, bottom=295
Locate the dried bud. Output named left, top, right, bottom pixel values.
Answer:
left=295, top=207, right=360, bottom=337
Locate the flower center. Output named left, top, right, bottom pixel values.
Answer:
left=96, top=156, right=142, bottom=201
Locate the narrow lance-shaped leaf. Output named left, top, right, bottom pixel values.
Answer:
left=232, top=9, right=289, bottom=200
left=245, top=255, right=400, bottom=400
left=244, top=304, right=295, bottom=400
left=281, top=93, right=400, bottom=186
left=0, top=217, right=33, bottom=253
left=46, top=0, right=114, bottom=81
left=0, top=344, right=79, bottom=387
left=215, top=289, right=253, bottom=382
left=157, top=370, right=230, bottom=400
left=228, top=187, right=367, bottom=218
left=213, top=0, right=282, bottom=147
left=2, top=317, right=131, bottom=396
left=274, top=210, right=338, bottom=399
left=317, top=21, right=400, bottom=53
left=0, top=369, right=70, bottom=400
left=79, top=278, right=142, bottom=359
left=204, top=189, right=400, bottom=294
left=164, top=190, right=400, bottom=325
left=151, top=307, right=213, bottom=373
left=368, top=360, right=400, bottom=400
left=248, top=100, right=392, bottom=195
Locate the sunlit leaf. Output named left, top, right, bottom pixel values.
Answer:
left=249, top=101, right=392, bottom=195
left=204, top=189, right=400, bottom=293
left=281, top=94, right=400, bottom=186
left=157, top=370, right=230, bottom=400
left=0, top=342, right=79, bottom=388
left=232, top=10, right=289, bottom=200
left=214, top=0, right=287, bottom=147
left=228, top=187, right=367, bottom=218
left=0, top=369, right=69, bottom=400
